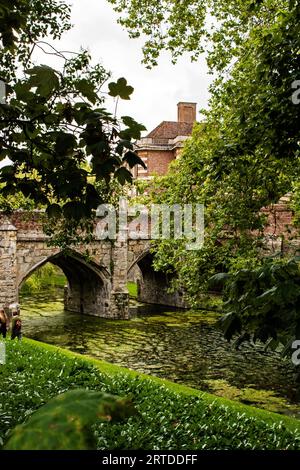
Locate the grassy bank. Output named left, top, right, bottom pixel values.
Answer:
left=127, top=281, right=138, bottom=298
left=21, top=264, right=66, bottom=294
left=1, top=338, right=300, bottom=450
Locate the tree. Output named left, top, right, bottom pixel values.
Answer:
left=209, top=259, right=300, bottom=369
left=0, top=0, right=71, bottom=79
left=113, top=0, right=300, bottom=351
left=109, top=0, right=299, bottom=161
left=0, top=0, right=146, bottom=227
left=108, top=1, right=294, bottom=68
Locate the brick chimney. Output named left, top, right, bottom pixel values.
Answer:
left=177, top=102, right=196, bottom=123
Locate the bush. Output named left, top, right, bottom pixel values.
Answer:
left=21, top=264, right=66, bottom=294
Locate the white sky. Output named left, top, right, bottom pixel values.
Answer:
left=40, top=0, right=213, bottom=134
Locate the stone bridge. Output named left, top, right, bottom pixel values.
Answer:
left=0, top=212, right=185, bottom=319
left=0, top=199, right=297, bottom=319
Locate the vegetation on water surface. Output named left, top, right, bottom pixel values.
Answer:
left=1, top=340, right=300, bottom=450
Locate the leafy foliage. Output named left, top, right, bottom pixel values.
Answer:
left=0, top=185, right=35, bottom=211
left=4, top=389, right=136, bottom=450
left=132, top=0, right=300, bottom=310
left=108, top=0, right=296, bottom=71
left=209, top=259, right=300, bottom=354
left=0, top=340, right=300, bottom=450
left=21, top=263, right=66, bottom=293
left=0, top=0, right=147, bottom=235
left=0, top=0, right=71, bottom=79
left=0, top=58, right=146, bottom=220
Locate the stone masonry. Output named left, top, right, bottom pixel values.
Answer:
left=0, top=198, right=296, bottom=319
left=0, top=211, right=184, bottom=319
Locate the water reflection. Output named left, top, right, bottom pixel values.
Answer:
left=21, top=291, right=300, bottom=417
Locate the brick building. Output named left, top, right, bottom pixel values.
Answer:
left=134, top=102, right=197, bottom=180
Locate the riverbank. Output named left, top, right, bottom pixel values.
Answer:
left=1, top=338, right=300, bottom=450
left=21, top=291, right=300, bottom=417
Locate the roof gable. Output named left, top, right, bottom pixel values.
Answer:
left=147, top=121, right=193, bottom=140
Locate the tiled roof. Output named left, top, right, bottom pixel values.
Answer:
left=147, top=121, right=193, bottom=139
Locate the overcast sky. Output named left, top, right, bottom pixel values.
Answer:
left=40, top=0, right=213, bottom=134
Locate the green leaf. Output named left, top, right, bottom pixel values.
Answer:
left=76, top=79, right=98, bottom=104
left=123, top=150, right=147, bottom=169
left=55, top=132, right=77, bottom=156
left=115, top=139, right=133, bottom=156
left=115, top=167, right=133, bottom=185
left=121, top=116, right=146, bottom=139
left=14, top=81, right=32, bottom=102
left=85, top=184, right=103, bottom=209
left=25, top=65, right=59, bottom=97
left=46, top=204, right=62, bottom=219
left=108, top=78, right=134, bottom=100
left=208, top=272, right=230, bottom=289
left=218, top=311, right=241, bottom=341
left=0, top=165, right=15, bottom=178
left=63, top=201, right=87, bottom=220
left=93, top=156, right=121, bottom=178
left=4, top=389, right=136, bottom=450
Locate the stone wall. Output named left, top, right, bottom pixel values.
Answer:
left=261, top=198, right=300, bottom=254
left=0, top=212, right=173, bottom=318
left=0, top=219, right=18, bottom=307
left=10, top=203, right=299, bottom=317
left=137, top=273, right=188, bottom=308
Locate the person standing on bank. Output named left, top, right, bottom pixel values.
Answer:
left=0, top=308, right=8, bottom=339
left=10, top=304, right=22, bottom=341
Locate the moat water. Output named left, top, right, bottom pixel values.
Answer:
left=20, top=289, right=300, bottom=418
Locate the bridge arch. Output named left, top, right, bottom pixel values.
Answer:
left=19, top=250, right=111, bottom=316
left=128, top=250, right=187, bottom=308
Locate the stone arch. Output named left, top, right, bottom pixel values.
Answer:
left=19, top=250, right=111, bottom=317
left=128, top=250, right=187, bottom=308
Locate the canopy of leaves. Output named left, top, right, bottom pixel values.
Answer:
left=0, top=0, right=71, bottom=80
left=108, top=0, right=294, bottom=68
left=133, top=1, right=300, bottom=314
left=209, top=259, right=300, bottom=359
left=0, top=1, right=147, bottom=230
left=0, top=58, right=146, bottom=221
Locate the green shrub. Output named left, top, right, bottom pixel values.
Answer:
left=21, top=264, right=66, bottom=294
left=127, top=282, right=138, bottom=298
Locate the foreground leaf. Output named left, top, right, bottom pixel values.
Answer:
left=4, top=389, right=136, bottom=450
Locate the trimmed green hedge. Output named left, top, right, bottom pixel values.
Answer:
left=1, top=338, right=300, bottom=450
